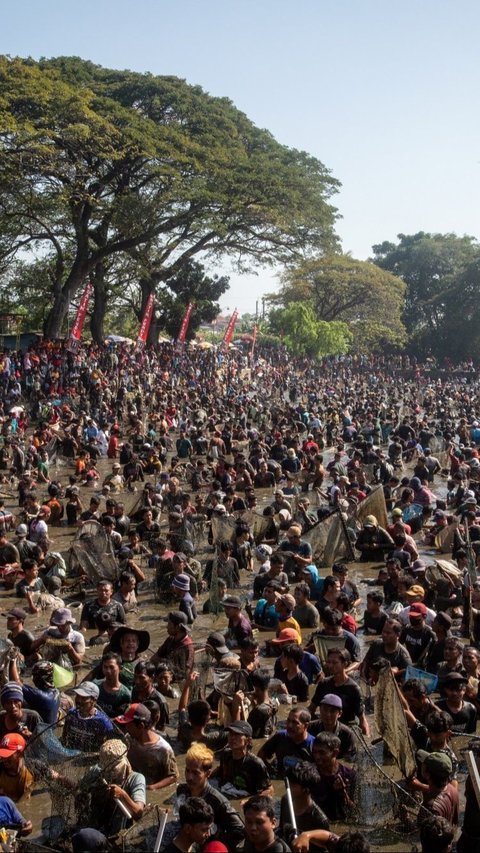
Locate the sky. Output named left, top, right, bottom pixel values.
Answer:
left=2, top=0, right=480, bottom=317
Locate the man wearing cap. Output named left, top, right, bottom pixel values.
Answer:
left=400, top=604, right=436, bottom=666
left=151, top=611, right=194, bottom=679
left=30, top=607, right=85, bottom=666
left=436, top=672, right=477, bottom=733
left=279, top=525, right=313, bottom=572
left=223, top=596, right=253, bottom=649
left=172, top=573, right=197, bottom=624
left=397, top=585, right=437, bottom=627
left=0, top=682, right=41, bottom=740
left=417, top=750, right=459, bottom=826
left=80, top=580, right=126, bottom=631
left=307, top=694, right=355, bottom=759
left=214, top=721, right=272, bottom=797
left=4, top=608, right=36, bottom=666
left=355, top=515, right=394, bottom=561
left=115, top=703, right=178, bottom=790
left=62, top=682, right=114, bottom=751
left=0, top=733, right=33, bottom=802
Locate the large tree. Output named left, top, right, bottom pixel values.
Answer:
left=269, top=302, right=352, bottom=358
left=371, top=232, right=480, bottom=357
left=269, top=255, right=406, bottom=351
left=0, top=56, right=340, bottom=340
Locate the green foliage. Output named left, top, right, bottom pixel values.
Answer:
left=269, top=255, right=406, bottom=352
left=0, top=55, right=340, bottom=339
left=268, top=303, right=352, bottom=358
left=371, top=232, right=480, bottom=357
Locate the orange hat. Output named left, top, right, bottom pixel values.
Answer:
left=270, top=627, right=301, bottom=645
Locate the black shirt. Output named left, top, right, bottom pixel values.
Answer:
left=363, top=609, right=388, bottom=636
left=311, top=677, right=363, bottom=724
left=80, top=599, right=126, bottom=629
left=261, top=731, right=315, bottom=775
left=307, top=719, right=355, bottom=759
left=216, top=750, right=270, bottom=794
left=436, top=699, right=477, bottom=733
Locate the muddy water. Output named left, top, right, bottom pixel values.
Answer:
left=4, top=448, right=451, bottom=852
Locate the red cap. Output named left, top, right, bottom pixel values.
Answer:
left=114, top=703, right=151, bottom=725
left=0, top=733, right=26, bottom=758
left=270, top=627, right=301, bottom=645
left=409, top=602, right=427, bottom=617
left=203, top=844, right=229, bottom=853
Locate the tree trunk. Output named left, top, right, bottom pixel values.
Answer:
left=90, top=263, right=107, bottom=344
left=43, top=263, right=90, bottom=340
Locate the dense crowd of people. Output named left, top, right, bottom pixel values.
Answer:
left=0, top=339, right=478, bottom=852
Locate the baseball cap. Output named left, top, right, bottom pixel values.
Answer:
left=443, top=672, right=468, bottom=686
left=405, top=585, right=425, bottom=599
left=115, top=703, right=151, bottom=725
left=0, top=733, right=26, bottom=758
left=223, top=595, right=242, bottom=609
left=391, top=508, right=403, bottom=517
left=3, top=608, right=27, bottom=621
left=203, top=844, right=229, bottom=853
left=73, top=682, right=100, bottom=700
left=255, top=544, right=273, bottom=561
left=227, top=720, right=253, bottom=737
left=51, top=607, right=74, bottom=626
left=279, top=593, right=296, bottom=611
left=320, top=694, right=343, bottom=710
left=270, top=627, right=301, bottom=645
left=364, top=515, right=378, bottom=527
left=409, top=602, right=428, bottom=618
left=173, top=552, right=187, bottom=563
left=206, top=632, right=230, bottom=655
left=15, top=524, right=28, bottom=537
left=417, top=750, right=453, bottom=775
left=168, top=611, right=189, bottom=627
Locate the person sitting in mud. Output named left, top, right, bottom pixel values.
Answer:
left=176, top=743, right=245, bottom=850
left=9, top=658, right=60, bottom=725
left=311, top=732, right=357, bottom=822
left=355, top=515, right=394, bottom=562
left=72, top=738, right=146, bottom=852
left=151, top=611, right=194, bottom=680
left=80, top=579, right=126, bottom=631
left=114, top=703, right=178, bottom=791
left=62, top=682, right=114, bottom=751
left=0, top=733, right=34, bottom=802
left=161, top=797, right=215, bottom=853
left=30, top=607, right=85, bottom=667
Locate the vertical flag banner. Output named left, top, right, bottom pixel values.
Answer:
left=222, top=309, right=238, bottom=348
left=137, top=293, right=155, bottom=348
left=178, top=302, right=193, bottom=343
left=250, top=324, right=257, bottom=358
left=67, top=282, right=93, bottom=353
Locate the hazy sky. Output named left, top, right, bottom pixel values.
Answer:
left=3, top=0, right=479, bottom=316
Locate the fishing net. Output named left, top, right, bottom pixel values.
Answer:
left=303, top=512, right=352, bottom=567
left=351, top=727, right=422, bottom=845
left=211, top=514, right=236, bottom=544
left=191, top=649, right=214, bottom=700
left=118, top=804, right=167, bottom=852
left=374, top=665, right=416, bottom=779
left=424, top=558, right=463, bottom=587
left=0, top=638, right=14, bottom=685
left=353, top=485, right=388, bottom=530
left=312, top=633, right=346, bottom=667
left=243, top=510, right=271, bottom=544
left=69, top=520, right=119, bottom=582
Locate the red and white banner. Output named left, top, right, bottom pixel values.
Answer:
left=222, top=309, right=238, bottom=348
left=67, top=282, right=93, bottom=352
left=178, top=302, right=193, bottom=343
left=137, top=293, right=155, bottom=348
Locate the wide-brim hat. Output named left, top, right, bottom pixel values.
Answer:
left=109, top=625, right=150, bottom=655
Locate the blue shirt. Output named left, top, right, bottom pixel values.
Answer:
left=22, top=684, right=60, bottom=725
left=0, top=796, right=26, bottom=827
left=254, top=599, right=279, bottom=629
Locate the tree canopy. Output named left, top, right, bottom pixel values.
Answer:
left=371, top=232, right=480, bottom=358
left=269, top=255, right=406, bottom=352
left=0, top=55, right=340, bottom=340
left=268, top=303, right=352, bottom=358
